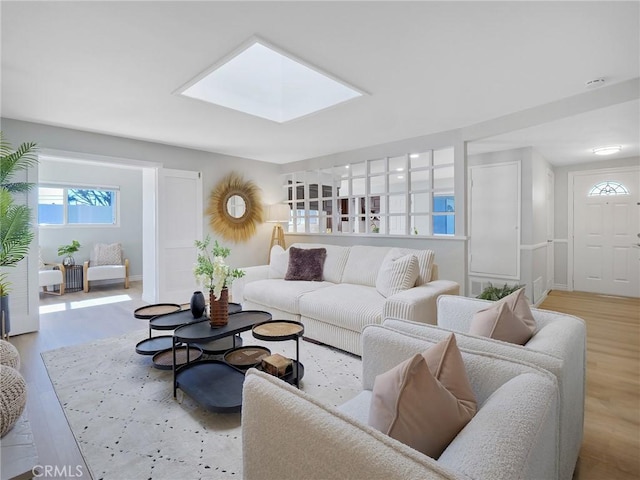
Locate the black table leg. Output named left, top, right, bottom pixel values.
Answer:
left=172, top=336, right=177, bottom=397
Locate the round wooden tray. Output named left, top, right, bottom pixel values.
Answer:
left=223, top=346, right=271, bottom=370
left=152, top=345, right=203, bottom=370
left=252, top=320, right=304, bottom=341
left=134, top=303, right=182, bottom=319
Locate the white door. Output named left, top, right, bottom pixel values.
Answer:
left=469, top=161, right=520, bottom=278
left=573, top=168, right=640, bottom=297
left=158, top=169, right=203, bottom=303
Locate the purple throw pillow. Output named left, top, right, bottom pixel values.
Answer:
left=284, top=247, right=327, bottom=281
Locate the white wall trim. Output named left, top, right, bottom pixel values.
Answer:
left=39, top=148, right=162, bottom=169
left=285, top=232, right=468, bottom=241
left=533, top=289, right=550, bottom=307
left=552, top=283, right=569, bottom=291
left=520, top=242, right=548, bottom=251
left=553, top=238, right=568, bottom=244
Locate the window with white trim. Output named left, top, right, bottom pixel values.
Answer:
left=38, top=184, right=119, bottom=226
left=284, top=147, right=455, bottom=236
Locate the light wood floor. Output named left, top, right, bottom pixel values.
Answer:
left=3, top=288, right=639, bottom=479
left=540, top=290, right=640, bottom=480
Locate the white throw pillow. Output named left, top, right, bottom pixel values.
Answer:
left=375, top=252, right=419, bottom=298
left=388, top=247, right=435, bottom=286
left=268, top=245, right=289, bottom=279
left=93, top=243, right=123, bottom=266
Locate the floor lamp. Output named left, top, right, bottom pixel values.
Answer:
left=267, top=204, right=290, bottom=261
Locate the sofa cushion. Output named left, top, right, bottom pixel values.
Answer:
left=368, top=333, right=477, bottom=459
left=342, top=245, right=391, bottom=286
left=268, top=245, right=289, bottom=279
left=289, top=243, right=350, bottom=284
left=375, top=252, right=419, bottom=298
left=388, top=247, right=435, bottom=286
left=299, top=284, right=385, bottom=332
left=470, top=302, right=534, bottom=345
left=285, top=247, right=327, bottom=281
left=244, top=279, right=334, bottom=315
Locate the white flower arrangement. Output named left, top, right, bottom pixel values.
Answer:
left=194, top=236, right=245, bottom=299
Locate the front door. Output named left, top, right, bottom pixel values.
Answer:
left=572, top=167, right=640, bottom=297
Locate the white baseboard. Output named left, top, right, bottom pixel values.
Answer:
left=552, top=283, right=569, bottom=291
left=533, top=289, right=549, bottom=307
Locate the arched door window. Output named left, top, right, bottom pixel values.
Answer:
left=588, top=181, right=629, bottom=196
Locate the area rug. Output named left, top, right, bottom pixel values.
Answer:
left=42, top=330, right=362, bottom=480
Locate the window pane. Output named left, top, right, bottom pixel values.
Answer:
left=389, top=155, right=406, bottom=173
left=38, top=187, right=64, bottom=225
left=68, top=189, right=116, bottom=224
left=411, top=215, right=430, bottom=236
left=410, top=170, right=430, bottom=191
left=433, top=166, right=454, bottom=191
left=433, top=214, right=455, bottom=235
left=410, top=152, right=430, bottom=168
left=388, top=215, right=406, bottom=235
left=434, top=147, right=454, bottom=166
left=369, top=175, right=385, bottom=194
left=369, top=159, right=385, bottom=175
left=338, top=179, right=349, bottom=197
left=433, top=195, right=455, bottom=213
left=350, top=162, right=366, bottom=176
left=388, top=194, right=406, bottom=214
left=388, top=173, right=405, bottom=193
left=410, top=193, right=430, bottom=213
left=352, top=178, right=365, bottom=196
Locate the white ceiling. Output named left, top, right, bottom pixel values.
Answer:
left=1, top=1, right=639, bottom=165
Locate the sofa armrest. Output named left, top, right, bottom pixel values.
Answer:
left=242, top=369, right=459, bottom=480
left=230, top=265, right=269, bottom=303
left=383, top=280, right=459, bottom=325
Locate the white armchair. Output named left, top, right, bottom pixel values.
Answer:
left=242, top=325, right=559, bottom=480
left=383, top=294, right=586, bottom=480
left=39, top=262, right=65, bottom=295
left=82, top=243, right=129, bottom=292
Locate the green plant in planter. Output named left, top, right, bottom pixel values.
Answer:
left=58, top=240, right=81, bottom=266
left=0, top=132, right=39, bottom=335
left=477, top=282, right=524, bottom=301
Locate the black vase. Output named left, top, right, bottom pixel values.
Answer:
left=0, top=295, right=10, bottom=337
left=190, top=291, right=206, bottom=319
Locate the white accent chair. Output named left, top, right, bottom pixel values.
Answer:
left=383, top=294, right=586, bottom=480
left=242, top=325, right=560, bottom=480
left=38, top=262, right=65, bottom=295
left=83, top=243, right=129, bottom=292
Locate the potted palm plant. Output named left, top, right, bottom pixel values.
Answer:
left=0, top=132, right=38, bottom=337
left=194, top=235, right=244, bottom=327
left=57, top=240, right=81, bottom=266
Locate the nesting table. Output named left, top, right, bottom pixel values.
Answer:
left=252, top=320, right=305, bottom=388
left=172, top=310, right=272, bottom=413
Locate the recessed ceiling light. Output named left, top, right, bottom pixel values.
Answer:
left=592, top=145, right=622, bottom=156
left=396, top=168, right=404, bottom=172
left=178, top=38, right=364, bottom=123
left=397, top=175, right=404, bottom=179
left=409, top=154, right=419, bottom=159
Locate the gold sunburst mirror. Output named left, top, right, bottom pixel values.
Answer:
left=207, top=173, right=264, bottom=242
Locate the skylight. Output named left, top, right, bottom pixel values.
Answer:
left=178, top=40, right=364, bottom=123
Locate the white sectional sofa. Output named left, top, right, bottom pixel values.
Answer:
left=232, top=243, right=460, bottom=355
left=384, top=294, right=586, bottom=480
left=242, top=325, right=559, bottom=480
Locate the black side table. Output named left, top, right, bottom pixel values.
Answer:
left=252, top=320, right=305, bottom=388
left=64, top=265, right=83, bottom=292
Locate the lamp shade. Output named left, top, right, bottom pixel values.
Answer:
left=267, top=204, right=290, bottom=223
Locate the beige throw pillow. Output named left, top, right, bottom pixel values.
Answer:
left=389, top=247, right=435, bottom=286
left=469, top=302, right=534, bottom=345
left=368, top=333, right=477, bottom=459
left=93, top=243, right=123, bottom=266
left=469, top=288, right=536, bottom=345
left=375, top=252, right=419, bottom=298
